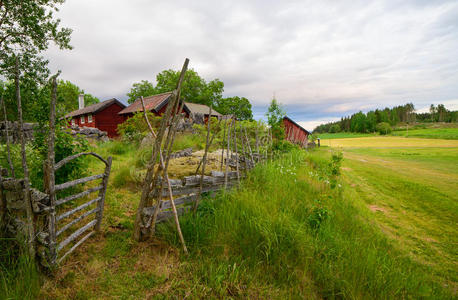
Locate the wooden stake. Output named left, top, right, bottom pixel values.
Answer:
left=15, top=57, right=35, bottom=259
left=224, top=119, right=232, bottom=189
left=234, top=123, right=240, bottom=183
left=193, top=106, right=212, bottom=213
left=134, top=58, right=189, bottom=241
left=140, top=97, right=188, bottom=253
left=255, top=125, right=260, bottom=163
left=220, top=119, right=227, bottom=171
left=1, top=94, right=14, bottom=177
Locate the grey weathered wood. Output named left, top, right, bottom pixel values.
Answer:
left=156, top=207, right=189, bottom=223
left=255, top=125, right=260, bottom=163
left=55, top=152, right=108, bottom=171
left=54, top=173, right=104, bottom=191
left=15, top=57, right=35, bottom=258
left=244, top=126, right=254, bottom=167
left=45, top=73, right=60, bottom=266
left=224, top=120, right=232, bottom=189
left=57, top=230, right=95, bottom=264
left=57, top=219, right=97, bottom=252
left=56, top=185, right=103, bottom=206
left=56, top=197, right=100, bottom=222
left=1, top=94, right=14, bottom=177
left=234, top=124, right=240, bottom=183
left=56, top=207, right=99, bottom=237
left=95, top=156, right=111, bottom=231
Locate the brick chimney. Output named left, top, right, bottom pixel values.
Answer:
left=78, top=94, right=84, bottom=110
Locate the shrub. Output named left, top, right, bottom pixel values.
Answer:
left=376, top=122, right=392, bottom=135
left=117, top=112, right=161, bottom=143
left=329, top=124, right=341, bottom=133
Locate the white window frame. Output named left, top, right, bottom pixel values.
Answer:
left=88, top=114, right=93, bottom=123
left=80, top=115, right=85, bottom=124
left=71, top=119, right=76, bottom=126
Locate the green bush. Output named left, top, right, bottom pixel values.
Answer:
left=329, top=124, right=341, bottom=133
left=117, top=112, right=161, bottom=143
left=376, top=122, right=392, bottom=135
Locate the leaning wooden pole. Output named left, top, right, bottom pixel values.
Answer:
left=1, top=93, right=14, bottom=177
left=133, top=58, right=189, bottom=241
left=255, top=125, right=260, bottom=163
left=193, top=107, right=212, bottom=213
left=234, top=123, right=240, bottom=183
left=220, top=119, right=227, bottom=171
left=224, top=119, right=232, bottom=189
left=15, top=58, right=35, bottom=258
left=140, top=97, right=187, bottom=253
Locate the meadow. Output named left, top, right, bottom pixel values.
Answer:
left=2, top=130, right=457, bottom=298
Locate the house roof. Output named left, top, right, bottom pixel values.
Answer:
left=65, top=98, right=126, bottom=118
left=283, top=116, right=310, bottom=135
left=118, top=92, right=174, bottom=115
left=184, top=102, right=222, bottom=117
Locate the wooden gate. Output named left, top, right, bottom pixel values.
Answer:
left=46, top=152, right=112, bottom=265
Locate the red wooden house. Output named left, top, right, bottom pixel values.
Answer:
left=65, top=98, right=126, bottom=138
left=283, top=116, right=310, bottom=147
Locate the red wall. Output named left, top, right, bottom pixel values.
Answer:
left=70, top=114, right=96, bottom=128
left=95, top=103, right=127, bottom=138
left=283, top=118, right=309, bottom=147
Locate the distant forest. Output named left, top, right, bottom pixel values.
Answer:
left=313, top=103, right=458, bottom=133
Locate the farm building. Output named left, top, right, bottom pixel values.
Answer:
left=65, top=96, right=127, bottom=138
left=184, top=102, right=222, bottom=122
left=118, top=91, right=222, bottom=123
left=283, top=116, right=310, bottom=147
left=118, top=91, right=190, bottom=118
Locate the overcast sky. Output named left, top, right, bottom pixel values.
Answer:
left=45, top=0, right=458, bottom=130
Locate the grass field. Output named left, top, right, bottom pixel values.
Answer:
left=316, top=132, right=376, bottom=139
left=320, top=136, right=458, bottom=148
left=392, top=127, right=458, bottom=139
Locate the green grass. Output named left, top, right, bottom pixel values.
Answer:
left=317, top=132, right=376, bottom=139
left=392, top=127, right=458, bottom=139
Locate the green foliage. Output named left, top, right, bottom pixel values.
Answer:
left=215, top=96, right=253, bottom=120
left=126, top=80, right=156, bottom=104
left=265, top=98, right=286, bottom=140
left=376, top=122, right=392, bottom=135
left=116, top=112, right=161, bottom=143
left=328, top=124, right=340, bottom=133
left=0, top=0, right=72, bottom=81
left=57, top=80, right=99, bottom=113
left=155, top=69, right=224, bottom=107
left=0, top=143, right=42, bottom=189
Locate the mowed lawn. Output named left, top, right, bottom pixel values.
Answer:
left=320, top=136, right=458, bottom=293
left=392, top=127, right=458, bottom=140
left=320, top=136, right=458, bottom=148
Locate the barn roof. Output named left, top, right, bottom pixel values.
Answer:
left=65, top=98, right=126, bottom=118
left=283, top=116, right=310, bottom=135
left=184, top=102, right=222, bottom=117
left=118, top=92, right=175, bottom=115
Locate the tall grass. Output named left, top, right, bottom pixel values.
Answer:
left=158, top=149, right=452, bottom=298
left=0, top=237, right=40, bottom=299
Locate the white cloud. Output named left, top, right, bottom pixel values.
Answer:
left=44, top=0, right=458, bottom=123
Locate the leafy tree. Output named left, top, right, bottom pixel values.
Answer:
left=266, top=98, right=286, bottom=139
left=350, top=111, right=366, bottom=133
left=126, top=80, right=156, bottom=104
left=366, top=111, right=377, bottom=132
left=0, top=0, right=72, bottom=80
left=154, top=69, right=224, bottom=106
left=57, top=80, right=99, bottom=113
left=215, top=96, right=253, bottom=120
left=376, top=122, right=392, bottom=135
left=329, top=124, right=341, bottom=133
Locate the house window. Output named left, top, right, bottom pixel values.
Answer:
left=88, top=114, right=93, bottom=123
left=71, top=119, right=75, bottom=126
left=81, top=116, right=85, bottom=124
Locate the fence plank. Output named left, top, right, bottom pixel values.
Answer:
left=55, top=152, right=108, bottom=171
left=57, top=219, right=97, bottom=252
left=56, top=197, right=100, bottom=222
left=95, top=157, right=111, bottom=231
left=156, top=207, right=189, bottom=223
left=57, top=231, right=95, bottom=264
left=56, top=185, right=103, bottom=206
left=55, top=174, right=104, bottom=191
left=56, top=207, right=99, bottom=237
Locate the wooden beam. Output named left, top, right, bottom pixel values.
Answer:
left=57, top=230, right=95, bottom=264
left=56, top=185, right=103, bottom=206
left=55, top=152, right=108, bottom=171
left=95, top=156, right=111, bottom=231
left=56, top=197, right=100, bottom=222
left=56, top=207, right=98, bottom=237
left=57, top=219, right=97, bottom=252
left=54, top=174, right=104, bottom=191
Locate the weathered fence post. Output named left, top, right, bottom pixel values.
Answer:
left=234, top=123, right=240, bottom=183
left=224, top=119, right=232, bottom=189
left=1, top=93, right=15, bottom=177
left=95, top=156, right=111, bottom=232
left=220, top=119, right=227, bottom=171
left=15, top=57, right=35, bottom=259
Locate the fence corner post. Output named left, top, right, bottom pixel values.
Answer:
left=95, top=156, right=112, bottom=232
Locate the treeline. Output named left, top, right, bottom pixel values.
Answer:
left=314, top=103, right=457, bottom=134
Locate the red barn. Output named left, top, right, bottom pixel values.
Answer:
left=118, top=92, right=190, bottom=118
left=65, top=98, right=127, bottom=138
left=282, top=116, right=310, bottom=147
